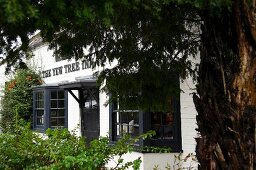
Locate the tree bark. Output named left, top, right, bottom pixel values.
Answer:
left=194, top=1, right=256, bottom=169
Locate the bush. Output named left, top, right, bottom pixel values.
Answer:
left=0, top=69, right=42, bottom=132
left=0, top=122, right=156, bottom=170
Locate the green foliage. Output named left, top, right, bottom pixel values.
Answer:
left=0, top=0, right=201, bottom=111
left=0, top=0, right=236, bottom=111
left=0, top=0, right=39, bottom=72
left=171, top=0, right=232, bottom=10
left=0, top=122, right=157, bottom=170
left=0, top=69, right=42, bottom=132
left=44, top=0, right=200, bottom=111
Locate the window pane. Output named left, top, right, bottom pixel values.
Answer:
left=120, top=112, right=127, bottom=124
left=92, top=99, right=98, bottom=109
left=58, top=109, right=65, bottom=117
left=152, top=112, right=162, bottom=138
left=58, top=100, right=64, bottom=108
left=84, top=97, right=90, bottom=109
left=36, top=92, right=44, bottom=100
left=113, top=101, right=118, bottom=110
left=122, top=123, right=128, bottom=133
left=57, top=118, right=65, bottom=126
left=163, top=112, right=174, bottom=125
left=36, top=110, right=44, bottom=116
left=134, top=112, right=139, bottom=124
left=51, top=109, right=57, bottom=117
left=51, top=118, right=57, bottom=126
left=128, top=112, right=138, bottom=123
left=37, top=117, right=44, bottom=125
left=51, top=118, right=65, bottom=127
left=115, top=111, right=139, bottom=137
left=37, top=100, right=44, bottom=108
left=51, top=91, right=57, bottom=99
left=133, top=125, right=139, bottom=136
left=41, top=100, right=45, bottom=108
left=128, top=125, right=134, bottom=134
left=58, top=91, right=64, bottom=99
left=152, top=112, right=161, bottom=124
left=151, top=112, right=174, bottom=139
left=163, top=125, right=173, bottom=139
left=152, top=124, right=162, bottom=138
left=51, top=100, right=57, bottom=108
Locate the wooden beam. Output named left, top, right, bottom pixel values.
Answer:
left=67, top=89, right=80, bottom=104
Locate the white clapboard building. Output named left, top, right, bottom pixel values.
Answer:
left=0, top=34, right=199, bottom=169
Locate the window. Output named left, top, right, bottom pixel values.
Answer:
left=147, top=97, right=181, bottom=151
left=34, top=91, right=44, bottom=127
left=150, top=97, right=175, bottom=140
left=151, top=112, right=174, bottom=140
left=111, top=95, right=140, bottom=141
left=113, top=109, right=140, bottom=140
left=50, top=91, right=65, bottom=127
left=33, top=86, right=68, bottom=131
left=110, top=92, right=181, bottom=152
left=110, top=96, right=181, bottom=151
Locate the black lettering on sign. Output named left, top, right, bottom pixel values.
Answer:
left=52, top=66, right=63, bottom=76
left=81, top=60, right=91, bottom=70
left=42, top=60, right=91, bottom=78
left=42, top=69, right=51, bottom=78
left=64, top=62, right=80, bottom=73
left=64, top=64, right=71, bottom=73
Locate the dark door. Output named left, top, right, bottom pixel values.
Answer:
left=81, top=88, right=99, bottom=145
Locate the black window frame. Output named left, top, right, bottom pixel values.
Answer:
left=33, top=85, right=68, bottom=132
left=34, top=90, right=45, bottom=128
left=109, top=82, right=182, bottom=152
left=143, top=96, right=182, bottom=152
left=112, top=108, right=140, bottom=141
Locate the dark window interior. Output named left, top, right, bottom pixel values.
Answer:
left=35, top=91, right=44, bottom=126
left=113, top=110, right=140, bottom=139
left=151, top=111, right=174, bottom=140
left=110, top=96, right=181, bottom=152
left=50, top=90, right=65, bottom=127
left=33, top=87, right=67, bottom=131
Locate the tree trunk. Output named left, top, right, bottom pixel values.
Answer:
left=194, top=0, right=256, bottom=169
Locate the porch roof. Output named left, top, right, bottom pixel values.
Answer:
left=58, top=79, right=97, bottom=90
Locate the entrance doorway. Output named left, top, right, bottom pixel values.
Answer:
left=81, top=88, right=99, bottom=145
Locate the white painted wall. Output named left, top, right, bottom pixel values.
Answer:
left=105, top=77, right=198, bottom=170
left=180, top=77, right=198, bottom=152
left=0, top=41, right=199, bottom=169
left=99, top=89, right=110, bottom=137
left=27, top=44, right=101, bottom=136
left=68, top=90, right=81, bottom=136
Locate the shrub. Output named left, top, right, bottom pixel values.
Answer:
left=0, top=122, right=155, bottom=170
left=0, top=69, right=42, bottom=132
